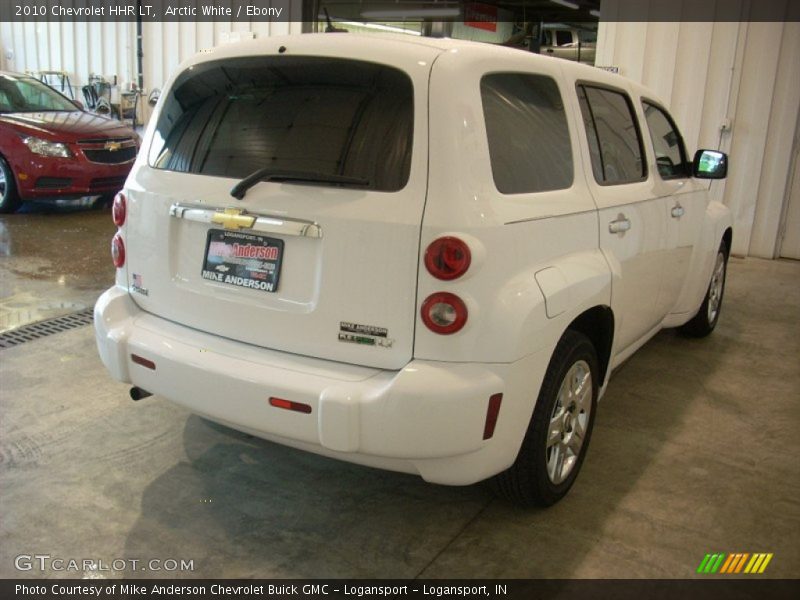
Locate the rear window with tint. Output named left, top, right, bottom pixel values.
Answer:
left=148, top=57, right=414, bottom=192
left=481, top=73, right=573, bottom=195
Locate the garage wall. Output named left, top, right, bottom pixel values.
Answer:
left=596, top=0, right=800, bottom=258
left=0, top=21, right=135, bottom=92
left=0, top=18, right=302, bottom=99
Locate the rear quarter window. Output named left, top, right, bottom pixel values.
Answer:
left=480, top=73, right=574, bottom=195
left=148, top=57, right=414, bottom=192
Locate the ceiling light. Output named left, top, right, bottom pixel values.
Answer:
left=332, top=20, right=423, bottom=35
left=361, top=8, right=461, bottom=18
left=550, top=0, right=581, bottom=9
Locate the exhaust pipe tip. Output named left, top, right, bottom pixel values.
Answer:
left=129, top=386, right=153, bottom=401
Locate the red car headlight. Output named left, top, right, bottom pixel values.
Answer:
left=21, top=136, right=73, bottom=158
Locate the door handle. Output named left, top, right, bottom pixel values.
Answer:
left=671, top=204, right=685, bottom=219
left=609, top=215, right=631, bottom=234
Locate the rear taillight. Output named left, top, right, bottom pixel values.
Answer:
left=111, top=232, right=125, bottom=268
left=425, top=236, right=471, bottom=280
left=421, top=292, right=468, bottom=334
left=112, top=192, right=126, bottom=226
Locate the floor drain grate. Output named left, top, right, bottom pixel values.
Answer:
left=0, top=308, right=94, bottom=350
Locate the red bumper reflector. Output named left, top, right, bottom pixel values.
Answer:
left=131, top=354, right=156, bottom=370
left=269, top=397, right=312, bottom=414
left=483, top=393, right=503, bottom=440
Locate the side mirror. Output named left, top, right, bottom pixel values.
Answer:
left=72, top=99, right=84, bottom=111
left=693, top=149, right=728, bottom=179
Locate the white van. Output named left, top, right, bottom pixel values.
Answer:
left=95, top=34, right=731, bottom=506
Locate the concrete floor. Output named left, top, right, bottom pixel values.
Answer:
left=0, top=205, right=799, bottom=579
left=0, top=200, right=115, bottom=332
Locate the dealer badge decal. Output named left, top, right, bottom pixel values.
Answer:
left=339, top=322, right=394, bottom=348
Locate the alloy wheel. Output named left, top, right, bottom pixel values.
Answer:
left=546, top=359, right=592, bottom=484
left=707, top=251, right=726, bottom=324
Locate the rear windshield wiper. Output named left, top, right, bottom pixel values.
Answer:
left=230, top=167, right=369, bottom=199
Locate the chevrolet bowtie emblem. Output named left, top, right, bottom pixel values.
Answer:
left=211, top=208, right=257, bottom=230
left=104, top=141, right=122, bottom=151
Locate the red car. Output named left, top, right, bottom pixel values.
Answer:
left=0, top=71, right=138, bottom=213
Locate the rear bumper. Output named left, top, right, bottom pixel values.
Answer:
left=94, top=286, right=548, bottom=485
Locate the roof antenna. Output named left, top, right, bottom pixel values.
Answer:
left=323, top=7, right=348, bottom=33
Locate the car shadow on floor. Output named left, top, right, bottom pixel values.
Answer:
left=122, top=325, right=734, bottom=579
left=122, top=416, right=491, bottom=578
left=16, top=196, right=108, bottom=214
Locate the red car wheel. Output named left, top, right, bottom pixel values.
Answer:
left=0, top=156, right=21, bottom=214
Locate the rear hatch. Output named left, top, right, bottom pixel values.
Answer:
left=124, top=41, right=438, bottom=370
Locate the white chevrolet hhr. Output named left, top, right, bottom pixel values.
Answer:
left=95, top=34, right=732, bottom=506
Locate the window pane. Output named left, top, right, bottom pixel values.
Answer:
left=555, top=30, right=573, bottom=46
left=577, top=86, right=604, bottom=183
left=0, top=75, right=76, bottom=112
left=643, top=102, right=688, bottom=179
left=578, top=85, right=646, bottom=184
left=481, top=73, right=573, bottom=194
left=149, top=57, right=413, bottom=192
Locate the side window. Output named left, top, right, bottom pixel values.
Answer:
left=481, top=73, right=573, bottom=194
left=555, top=30, right=573, bottom=46
left=642, top=102, right=689, bottom=179
left=577, top=85, right=647, bottom=185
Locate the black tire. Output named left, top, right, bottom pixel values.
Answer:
left=0, top=155, right=21, bottom=214
left=679, top=241, right=728, bottom=338
left=492, top=329, right=599, bottom=507
left=91, top=193, right=115, bottom=210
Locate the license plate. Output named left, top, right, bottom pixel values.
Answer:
left=201, top=229, right=284, bottom=293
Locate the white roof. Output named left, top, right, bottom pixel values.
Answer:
left=179, top=32, right=659, bottom=106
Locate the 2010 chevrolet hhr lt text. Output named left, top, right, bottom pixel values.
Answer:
left=95, top=34, right=731, bottom=506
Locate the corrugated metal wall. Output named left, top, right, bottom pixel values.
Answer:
left=0, top=18, right=302, bottom=99
left=596, top=0, right=800, bottom=258
left=0, top=20, right=135, bottom=93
